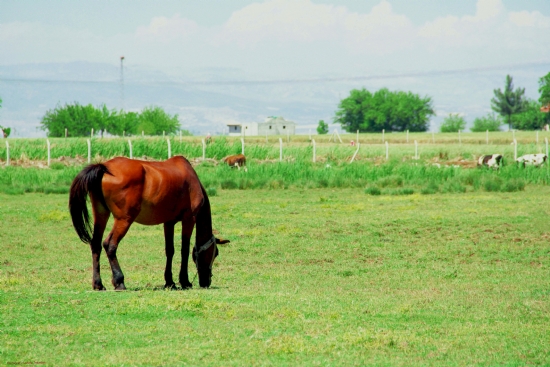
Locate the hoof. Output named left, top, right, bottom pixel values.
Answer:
left=114, top=284, right=127, bottom=291
left=180, top=281, right=193, bottom=289
left=93, top=282, right=106, bottom=291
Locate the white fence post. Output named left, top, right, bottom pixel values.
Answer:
left=414, top=140, right=418, bottom=160
left=142, top=131, right=144, bottom=137
left=279, top=138, right=283, bottom=161
left=312, top=139, right=316, bottom=163
left=202, top=139, right=206, bottom=160
left=91, top=128, right=94, bottom=138
left=47, top=139, right=51, bottom=167
left=167, top=138, right=171, bottom=159
left=486, top=130, right=489, bottom=145
left=382, top=129, right=385, bottom=143
left=128, top=139, right=133, bottom=159
left=406, top=129, right=409, bottom=143
left=512, top=129, right=515, bottom=142
left=5, top=140, right=9, bottom=166
left=241, top=138, right=245, bottom=155
left=65, top=128, right=68, bottom=138
left=87, top=139, right=91, bottom=163
left=514, top=139, right=517, bottom=161
left=385, top=141, right=389, bottom=160
left=350, top=143, right=360, bottom=163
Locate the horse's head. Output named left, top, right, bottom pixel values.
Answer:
left=192, top=236, right=230, bottom=288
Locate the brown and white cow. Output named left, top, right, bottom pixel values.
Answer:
left=223, top=154, right=247, bottom=171
left=477, top=154, right=503, bottom=169
left=516, top=153, right=547, bottom=167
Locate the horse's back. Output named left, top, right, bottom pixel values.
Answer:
left=101, top=156, right=204, bottom=225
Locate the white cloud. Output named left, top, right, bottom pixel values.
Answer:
left=135, top=14, right=199, bottom=43
left=509, top=10, right=550, bottom=28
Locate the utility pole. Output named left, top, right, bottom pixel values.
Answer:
left=120, top=56, right=125, bottom=111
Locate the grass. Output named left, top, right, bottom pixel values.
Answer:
left=1, top=188, right=549, bottom=365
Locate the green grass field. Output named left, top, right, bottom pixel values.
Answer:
left=1, top=188, right=549, bottom=366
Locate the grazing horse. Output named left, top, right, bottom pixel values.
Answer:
left=516, top=153, right=547, bottom=167
left=223, top=154, right=247, bottom=170
left=69, top=156, right=229, bottom=290
left=477, top=154, right=503, bottom=169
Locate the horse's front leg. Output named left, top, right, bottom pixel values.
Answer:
left=163, top=222, right=176, bottom=289
left=179, top=215, right=196, bottom=289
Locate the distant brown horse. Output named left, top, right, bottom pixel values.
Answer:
left=223, top=154, right=247, bottom=170
left=69, top=156, right=229, bottom=290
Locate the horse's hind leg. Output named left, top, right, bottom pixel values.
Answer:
left=90, top=213, right=109, bottom=290
left=163, top=222, right=176, bottom=289
left=103, top=219, right=132, bottom=290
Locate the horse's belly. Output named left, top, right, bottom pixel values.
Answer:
left=134, top=200, right=184, bottom=225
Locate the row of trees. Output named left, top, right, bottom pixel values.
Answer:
left=40, top=103, right=190, bottom=137
left=331, top=72, right=550, bottom=133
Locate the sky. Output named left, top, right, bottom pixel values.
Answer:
left=1, top=0, right=550, bottom=136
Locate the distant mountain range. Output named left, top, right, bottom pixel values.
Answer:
left=0, top=61, right=546, bottom=137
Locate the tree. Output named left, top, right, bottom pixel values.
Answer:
left=40, top=103, right=179, bottom=137
left=316, top=120, right=329, bottom=134
left=471, top=113, right=502, bottom=132
left=136, top=106, right=180, bottom=135
left=491, top=75, right=527, bottom=130
left=539, top=72, right=550, bottom=106
left=512, top=100, right=550, bottom=130
left=334, top=88, right=434, bottom=132
left=440, top=114, right=466, bottom=133
left=40, top=102, right=104, bottom=137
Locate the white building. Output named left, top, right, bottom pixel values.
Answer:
left=227, top=116, right=296, bottom=136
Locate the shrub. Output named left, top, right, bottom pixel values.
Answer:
left=221, top=180, right=238, bottom=190
left=440, top=114, right=467, bottom=133
left=471, top=113, right=502, bottom=132
left=365, top=186, right=381, bottom=195
left=502, top=179, right=525, bottom=192
left=206, top=187, right=218, bottom=196
left=483, top=176, right=503, bottom=192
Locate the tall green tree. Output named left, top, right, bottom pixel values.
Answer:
left=316, top=120, right=329, bottom=135
left=539, top=72, right=550, bottom=106
left=491, top=75, right=527, bottom=130
left=334, top=88, right=434, bottom=132
left=136, top=106, right=180, bottom=135
left=512, top=99, right=550, bottom=130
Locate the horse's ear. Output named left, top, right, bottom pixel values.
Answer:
left=216, top=237, right=230, bottom=245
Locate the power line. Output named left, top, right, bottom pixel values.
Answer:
left=0, top=60, right=548, bottom=87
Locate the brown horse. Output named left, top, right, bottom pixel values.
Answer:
left=223, top=154, right=247, bottom=170
left=69, top=155, right=229, bottom=290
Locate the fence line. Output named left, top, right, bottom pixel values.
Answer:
left=4, top=133, right=550, bottom=167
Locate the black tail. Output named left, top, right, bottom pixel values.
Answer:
left=69, top=164, right=110, bottom=244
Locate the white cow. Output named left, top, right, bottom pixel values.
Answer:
left=516, top=154, right=547, bottom=167
left=477, top=154, right=503, bottom=169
